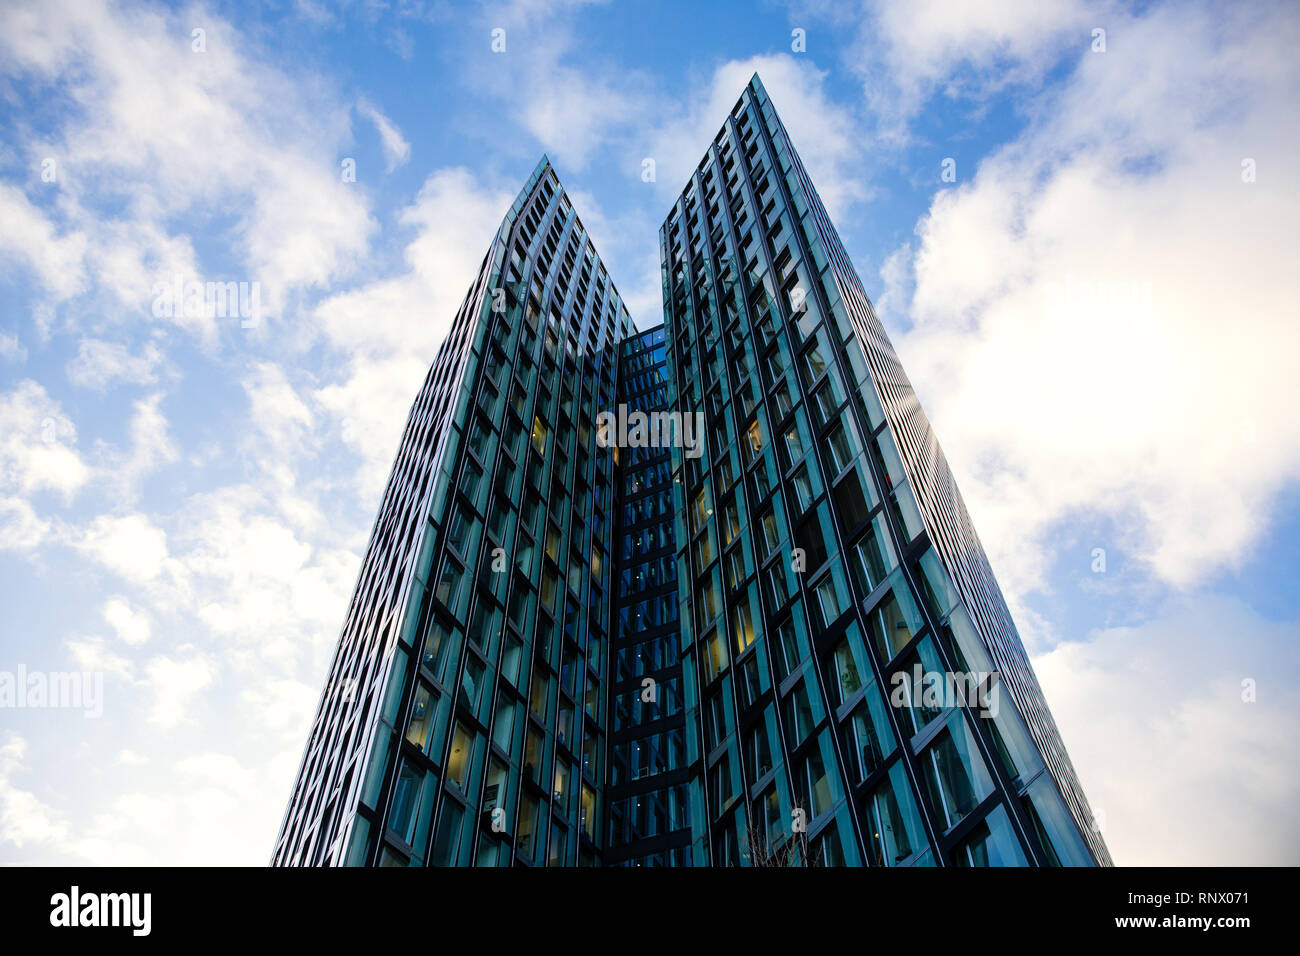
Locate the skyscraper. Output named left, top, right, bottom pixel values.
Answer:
left=274, top=75, right=1109, bottom=868
left=660, top=74, right=1109, bottom=868
left=272, top=157, right=635, bottom=867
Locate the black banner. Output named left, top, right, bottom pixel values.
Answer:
left=0, top=866, right=1278, bottom=942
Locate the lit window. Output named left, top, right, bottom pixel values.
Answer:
left=531, top=415, right=549, bottom=455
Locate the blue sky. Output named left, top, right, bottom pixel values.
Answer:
left=1, top=0, right=1297, bottom=865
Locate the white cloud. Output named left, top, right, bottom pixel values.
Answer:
left=142, top=653, right=216, bottom=729
left=65, top=338, right=164, bottom=391
left=0, top=495, right=50, bottom=551
left=241, top=678, right=320, bottom=740
left=357, top=97, right=411, bottom=171
left=98, top=393, right=179, bottom=501
left=0, top=380, right=90, bottom=499
left=473, top=0, right=641, bottom=170
left=0, top=0, right=377, bottom=333
left=0, top=184, right=89, bottom=302
left=882, top=1, right=1300, bottom=591
left=168, top=484, right=358, bottom=671
left=1034, top=594, right=1300, bottom=865
left=75, top=512, right=172, bottom=584
left=802, top=0, right=1099, bottom=142
left=103, top=596, right=152, bottom=646
left=65, top=635, right=135, bottom=682
left=312, top=167, right=513, bottom=496
left=74, top=748, right=295, bottom=865
left=0, top=331, right=28, bottom=363
left=241, top=363, right=315, bottom=455
left=0, top=735, right=71, bottom=854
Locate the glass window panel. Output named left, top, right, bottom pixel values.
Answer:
left=405, top=684, right=436, bottom=754
left=842, top=681, right=896, bottom=783
left=954, top=805, right=1028, bottom=867
left=851, top=513, right=897, bottom=594
left=446, top=722, right=474, bottom=791
left=866, top=575, right=925, bottom=663
left=921, top=716, right=994, bottom=831
left=865, top=761, right=927, bottom=867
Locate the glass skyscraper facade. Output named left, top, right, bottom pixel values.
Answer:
left=661, top=74, right=1108, bottom=868
left=606, top=327, right=691, bottom=866
left=273, top=157, right=634, bottom=867
left=274, top=75, right=1109, bottom=868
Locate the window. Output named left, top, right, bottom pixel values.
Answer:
left=866, top=580, right=924, bottom=663
left=446, top=722, right=474, bottom=791
left=580, top=785, right=597, bottom=839
left=531, top=659, right=557, bottom=716
left=746, top=418, right=764, bottom=458
left=852, top=514, right=897, bottom=594
left=388, top=760, right=426, bottom=845
left=737, top=653, right=763, bottom=709
left=483, top=758, right=508, bottom=817
left=829, top=636, right=863, bottom=703
left=725, top=546, right=747, bottom=591
left=733, top=596, right=757, bottom=654
left=760, top=785, right=782, bottom=850
left=916, top=548, right=961, bottom=621
left=775, top=618, right=804, bottom=680
left=795, top=514, right=827, bottom=574
left=813, top=573, right=843, bottom=631
left=705, top=629, right=729, bottom=682
left=553, top=761, right=571, bottom=814
left=791, top=465, right=814, bottom=512
left=954, top=805, right=1028, bottom=867
left=783, top=680, right=815, bottom=746
left=524, top=727, right=545, bottom=785
left=799, top=749, right=834, bottom=819
left=872, top=430, right=906, bottom=489
left=893, top=637, right=948, bottom=734
left=459, top=461, right=483, bottom=504
left=1024, top=776, right=1093, bottom=867
left=825, top=418, right=860, bottom=475
left=530, top=415, right=549, bottom=456
left=435, top=558, right=464, bottom=610
left=921, top=716, right=994, bottom=831
left=813, top=825, right=846, bottom=867
left=833, top=461, right=877, bottom=531
left=843, top=684, right=896, bottom=783
left=405, top=684, right=436, bottom=753
left=430, top=800, right=467, bottom=866
left=705, top=694, right=728, bottom=752
left=446, top=505, right=473, bottom=556
left=517, top=795, right=541, bottom=860
left=759, top=508, right=781, bottom=557
left=799, top=337, right=829, bottom=387
left=810, top=371, right=844, bottom=428
left=747, top=721, right=774, bottom=777
left=865, top=761, right=927, bottom=867
left=781, top=422, right=804, bottom=468
left=459, top=656, right=485, bottom=712
left=492, top=694, right=518, bottom=753
left=692, top=486, right=712, bottom=534
left=720, top=498, right=740, bottom=546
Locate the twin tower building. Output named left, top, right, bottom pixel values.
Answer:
left=272, top=75, right=1111, bottom=867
